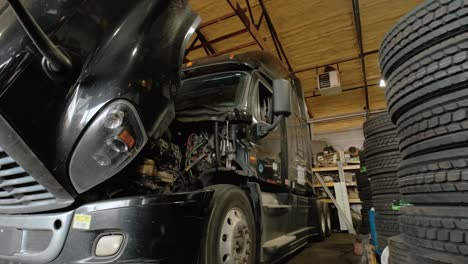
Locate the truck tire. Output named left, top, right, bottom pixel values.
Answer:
left=365, top=151, right=401, bottom=178
left=356, top=171, right=372, bottom=201
left=369, top=173, right=400, bottom=195
left=199, top=185, right=257, bottom=264
left=389, top=235, right=410, bottom=264
left=378, top=234, right=390, bottom=251
left=323, top=203, right=332, bottom=237
left=398, top=147, right=468, bottom=204
left=396, top=89, right=468, bottom=159
left=400, top=205, right=468, bottom=263
left=379, top=0, right=468, bottom=80
left=373, top=194, right=400, bottom=215
left=363, top=130, right=400, bottom=158
left=385, top=31, right=468, bottom=134
left=363, top=113, right=395, bottom=139
left=356, top=171, right=370, bottom=189
left=384, top=27, right=468, bottom=126
left=360, top=200, right=373, bottom=234
left=316, top=201, right=328, bottom=241
left=375, top=214, right=400, bottom=238
left=359, top=186, right=372, bottom=201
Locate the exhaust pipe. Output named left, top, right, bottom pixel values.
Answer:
left=7, top=0, right=72, bottom=74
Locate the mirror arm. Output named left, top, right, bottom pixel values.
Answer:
left=257, top=114, right=284, bottom=137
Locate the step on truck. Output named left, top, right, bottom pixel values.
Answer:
left=0, top=0, right=331, bottom=263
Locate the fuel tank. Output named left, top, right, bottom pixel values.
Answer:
left=0, top=0, right=199, bottom=203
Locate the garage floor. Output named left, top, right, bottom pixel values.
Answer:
left=285, top=233, right=360, bottom=264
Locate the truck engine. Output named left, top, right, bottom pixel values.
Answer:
left=116, top=120, right=244, bottom=197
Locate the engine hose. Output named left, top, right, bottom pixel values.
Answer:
left=214, top=122, right=221, bottom=167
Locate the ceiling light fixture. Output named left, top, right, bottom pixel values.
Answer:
left=379, top=79, right=386, bottom=88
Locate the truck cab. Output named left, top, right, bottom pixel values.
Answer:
left=168, top=51, right=329, bottom=263
left=0, top=0, right=328, bottom=262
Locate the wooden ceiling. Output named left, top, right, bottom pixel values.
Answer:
left=186, top=0, right=425, bottom=134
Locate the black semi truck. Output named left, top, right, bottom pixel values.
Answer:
left=0, top=0, right=330, bottom=263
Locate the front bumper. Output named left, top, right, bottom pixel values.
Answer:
left=0, top=191, right=212, bottom=264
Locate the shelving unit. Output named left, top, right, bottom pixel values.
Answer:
left=322, top=199, right=362, bottom=204
left=313, top=182, right=356, bottom=188
left=313, top=161, right=362, bottom=232
left=312, top=164, right=360, bottom=172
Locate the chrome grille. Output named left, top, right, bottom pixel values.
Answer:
left=0, top=148, right=55, bottom=208
left=0, top=115, right=73, bottom=214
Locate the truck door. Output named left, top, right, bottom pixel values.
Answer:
left=285, top=81, right=311, bottom=192
left=250, top=74, right=283, bottom=184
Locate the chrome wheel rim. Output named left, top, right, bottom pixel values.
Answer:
left=219, top=208, right=251, bottom=264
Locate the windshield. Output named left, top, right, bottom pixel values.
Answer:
left=176, top=71, right=248, bottom=111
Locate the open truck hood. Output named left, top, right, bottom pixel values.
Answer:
left=0, top=0, right=199, bottom=213
left=0, top=0, right=86, bottom=97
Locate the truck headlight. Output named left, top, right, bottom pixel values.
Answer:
left=69, top=100, right=147, bottom=193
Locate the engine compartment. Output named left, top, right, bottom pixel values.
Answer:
left=81, top=120, right=249, bottom=202
left=135, top=122, right=218, bottom=194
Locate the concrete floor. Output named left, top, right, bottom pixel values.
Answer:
left=285, top=233, right=360, bottom=264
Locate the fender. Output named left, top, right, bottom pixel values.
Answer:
left=0, top=0, right=200, bottom=195
left=55, top=0, right=200, bottom=193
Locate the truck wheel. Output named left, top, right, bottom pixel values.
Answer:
left=315, top=201, right=327, bottom=241
left=324, top=203, right=332, bottom=237
left=199, top=185, right=256, bottom=264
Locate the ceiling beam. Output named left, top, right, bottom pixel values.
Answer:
left=309, top=109, right=386, bottom=124
left=199, top=8, right=247, bottom=29
left=258, top=0, right=293, bottom=72
left=196, top=29, right=216, bottom=55
left=245, top=0, right=255, bottom=26
left=184, top=35, right=200, bottom=58
left=226, top=0, right=267, bottom=50
left=188, top=28, right=248, bottom=52
left=293, top=49, right=378, bottom=74
left=256, top=11, right=264, bottom=30
left=352, top=0, right=370, bottom=114
left=304, top=83, right=379, bottom=98
left=206, top=41, right=257, bottom=58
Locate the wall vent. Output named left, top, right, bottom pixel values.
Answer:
left=317, top=70, right=341, bottom=96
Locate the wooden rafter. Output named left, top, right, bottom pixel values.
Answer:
left=226, top=0, right=267, bottom=50
left=258, top=0, right=293, bottom=72
left=199, top=8, right=247, bottom=29
left=207, top=41, right=257, bottom=58
left=187, top=29, right=248, bottom=52
left=196, top=29, right=216, bottom=55
left=293, top=49, right=379, bottom=74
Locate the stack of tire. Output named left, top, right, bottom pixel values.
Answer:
left=356, top=152, right=372, bottom=234
left=363, top=113, right=401, bottom=249
left=380, top=0, right=468, bottom=262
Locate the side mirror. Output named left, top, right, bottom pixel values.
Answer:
left=255, top=79, right=292, bottom=138
left=273, top=79, right=291, bottom=117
